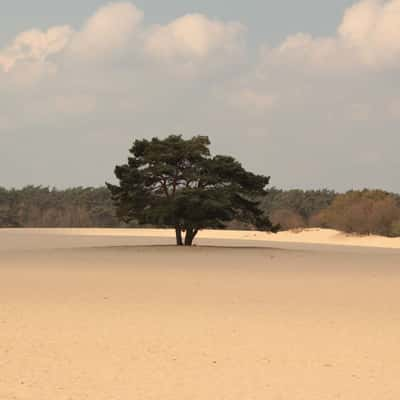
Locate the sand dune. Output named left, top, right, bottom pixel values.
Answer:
left=1, top=227, right=400, bottom=250
left=0, top=229, right=399, bottom=399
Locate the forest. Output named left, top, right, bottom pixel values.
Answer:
left=1, top=186, right=399, bottom=237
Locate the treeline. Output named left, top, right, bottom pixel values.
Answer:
left=263, top=188, right=400, bottom=237
left=0, top=186, right=119, bottom=228
left=1, top=186, right=400, bottom=237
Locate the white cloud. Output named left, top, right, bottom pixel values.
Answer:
left=67, top=2, right=143, bottom=59
left=0, top=26, right=73, bottom=72
left=339, top=0, right=400, bottom=67
left=145, top=14, right=245, bottom=61
left=1, top=3, right=244, bottom=80
left=1, top=0, right=399, bottom=76
left=263, top=0, right=400, bottom=71
left=265, top=34, right=352, bottom=72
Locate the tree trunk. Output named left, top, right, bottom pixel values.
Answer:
left=175, top=226, right=183, bottom=246
left=184, top=228, right=199, bottom=246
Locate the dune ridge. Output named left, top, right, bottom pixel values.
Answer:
left=2, top=227, right=399, bottom=249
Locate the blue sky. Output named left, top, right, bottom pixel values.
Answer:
left=1, top=1, right=399, bottom=191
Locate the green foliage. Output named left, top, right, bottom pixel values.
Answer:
left=0, top=186, right=118, bottom=227
left=107, top=135, right=278, bottom=245
left=260, top=188, right=336, bottom=230
left=262, top=188, right=336, bottom=219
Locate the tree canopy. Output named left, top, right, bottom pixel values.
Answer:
left=0, top=186, right=117, bottom=228
left=107, top=135, right=279, bottom=245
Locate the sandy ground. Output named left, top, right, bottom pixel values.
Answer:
left=1, top=229, right=400, bottom=399
left=1, top=227, right=399, bottom=250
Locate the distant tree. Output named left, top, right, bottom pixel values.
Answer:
left=270, top=209, right=305, bottom=231
left=261, top=188, right=336, bottom=222
left=317, top=190, right=400, bottom=236
left=0, top=186, right=118, bottom=228
left=107, top=135, right=278, bottom=246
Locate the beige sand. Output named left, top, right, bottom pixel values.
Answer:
left=1, top=228, right=400, bottom=399
left=2, top=227, right=399, bottom=250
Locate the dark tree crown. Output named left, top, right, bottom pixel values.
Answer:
left=107, top=135, right=279, bottom=245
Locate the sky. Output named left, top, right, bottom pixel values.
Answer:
left=1, top=0, right=399, bottom=191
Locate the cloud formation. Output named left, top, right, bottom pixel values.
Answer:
left=0, top=26, right=73, bottom=72
left=0, top=2, right=243, bottom=77
left=0, top=0, right=399, bottom=191
left=145, top=14, right=244, bottom=60
left=67, top=2, right=143, bottom=59
left=339, top=0, right=400, bottom=66
left=2, top=0, right=400, bottom=77
left=265, top=0, right=400, bottom=71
